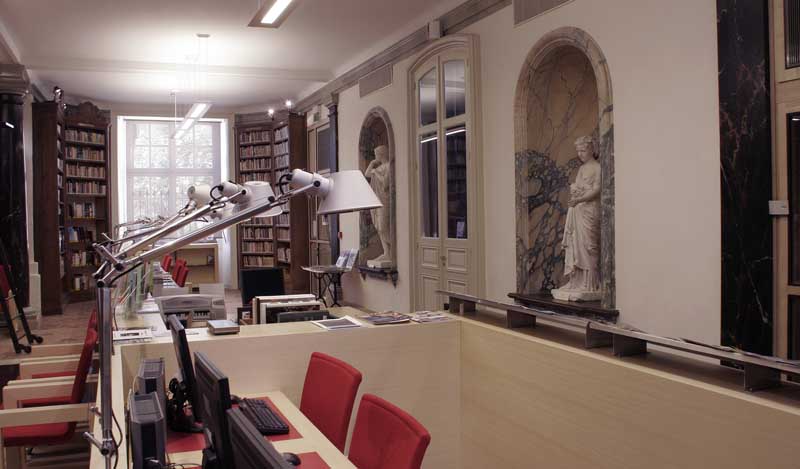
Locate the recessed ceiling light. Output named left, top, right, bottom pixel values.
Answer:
left=285, top=99, right=293, bottom=109
left=249, top=0, right=298, bottom=28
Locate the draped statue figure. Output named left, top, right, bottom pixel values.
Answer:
left=552, top=136, right=602, bottom=302
left=364, top=145, right=394, bottom=268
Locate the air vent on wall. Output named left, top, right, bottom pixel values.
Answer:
left=786, top=0, right=800, bottom=69
left=514, top=0, right=573, bottom=26
left=359, top=65, right=393, bottom=99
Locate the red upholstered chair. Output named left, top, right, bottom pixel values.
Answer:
left=27, top=310, right=97, bottom=380
left=174, top=265, right=189, bottom=288
left=299, top=352, right=362, bottom=452
left=1, top=327, right=97, bottom=448
left=161, top=254, right=174, bottom=273
left=348, top=394, right=431, bottom=469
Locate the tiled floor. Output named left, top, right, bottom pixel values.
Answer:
left=0, top=289, right=244, bottom=362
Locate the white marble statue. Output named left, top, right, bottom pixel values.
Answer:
left=552, top=136, right=602, bottom=302
left=364, top=145, right=394, bottom=268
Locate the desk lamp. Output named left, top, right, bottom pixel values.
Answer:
left=86, top=169, right=381, bottom=468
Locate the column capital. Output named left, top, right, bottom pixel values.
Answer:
left=0, top=64, right=29, bottom=96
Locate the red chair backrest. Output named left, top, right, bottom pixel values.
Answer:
left=88, top=309, right=98, bottom=332
left=71, top=327, right=98, bottom=405
left=172, top=260, right=187, bottom=280
left=0, top=265, right=12, bottom=296
left=299, top=352, right=362, bottom=452
left=349, top=394, right=431, bottom=469
left=174, top=266, right=189, bottom=288
left=161, top=255, right=173, bottom=272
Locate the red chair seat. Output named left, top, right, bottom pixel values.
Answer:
left=31, top=371, right=76, bottom=379
left=2, top=423, right=72, bottom=447
left=20, top=396, right=72, bottom=408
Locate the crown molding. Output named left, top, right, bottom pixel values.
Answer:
left=0, top=63, right=29, bottom=96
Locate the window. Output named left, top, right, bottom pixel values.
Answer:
left=121, top=118, right=223, bottom=238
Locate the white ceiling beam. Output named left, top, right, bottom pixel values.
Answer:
left=23, top=57, right=332, bottom=83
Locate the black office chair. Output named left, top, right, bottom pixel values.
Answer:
left=238, top=268, right=285, bottom=323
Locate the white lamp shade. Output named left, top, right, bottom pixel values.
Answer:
left=317, top=170, right=383, bottom=215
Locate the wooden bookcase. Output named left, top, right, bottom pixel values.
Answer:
left=32, top=101, right=67, bottom=315
left=63, top=102, right=111, bottom=303
left=234, top=112, right=309, bottom=293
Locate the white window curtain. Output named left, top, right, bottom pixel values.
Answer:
left=122, top=118, right=222, bottom=238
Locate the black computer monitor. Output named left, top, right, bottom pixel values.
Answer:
left=168, top=315, right=202, bottom=428
left=226, top=408, right=293, bottom=469
left=194, top=351, right=234, bottom=468
left=239, top=267, right=285, bottom=306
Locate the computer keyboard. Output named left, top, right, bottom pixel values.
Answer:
left=239, top=398, right=290, bottom=435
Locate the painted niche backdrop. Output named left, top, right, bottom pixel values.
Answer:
left=514, top=27, right=616, bottom=308
left=358, top=108, right=397, bottom=269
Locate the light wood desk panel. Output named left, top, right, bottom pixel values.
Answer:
left=459, top=317, right=800, bottom=469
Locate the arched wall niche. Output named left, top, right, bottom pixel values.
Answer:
left=514, top=27, right=616, bottom=308
left=358, top=106, right=397, bottom=268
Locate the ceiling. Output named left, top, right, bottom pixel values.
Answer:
left=0, top=0, right=463, bottom=108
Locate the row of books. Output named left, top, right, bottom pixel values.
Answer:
left=66, top=181, right=107, bottom=195
left=242, top=255, right=275, bottom=268
left=72, top=273, right=91, bottom=292
left=242, top=241, right=273, bottom=254
left=68, top=202, right=96, bottom=219
left=66, top=164, right=106, bottom=178
left=66, top=147, right=105, bottom=162
left=274, top=126, right=289, bottom=141
left=276, top=246, right=291, bottom=263
left=241, top=226, right=273, bottom=239
left=239, top=130, right=271, bottom=144
left=276, top=213, right=290, bottom=226
left=274, top=154, right=289, bottom=168
left=70, top=250, right=97, bottom=268
left=248, top=217, right=272, bottom=226
left=241, top=145, right=272, bottom=158
left=66, top=226, right=95, bottom=243
left=276, top=227, right=291, bottom=241
left=273, top=141, right=289, bottom=155
left=66, top=129, right=105, bottom=144
left=240, top=173, right=273, bottom=183
left=239, top=158, right=272, bottom=171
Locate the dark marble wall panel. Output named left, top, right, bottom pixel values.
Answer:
left=717, top=0, right=772, bottom=354
left=0, top=93, right=29, bottom=304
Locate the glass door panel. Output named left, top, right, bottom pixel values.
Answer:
left=443, top=60, right=466, bottom=118
left=445, top=125, right=468, bottom=239
left=419, top=68, right=438, bottom=126
left=420, top=132, right=439, bottom=238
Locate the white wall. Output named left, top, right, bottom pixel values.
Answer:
left=337, top=0, right=722, bottom=343
left=338, top=55, right=415, bottom=313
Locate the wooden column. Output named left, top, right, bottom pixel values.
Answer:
left=0, top=65, right=30, bottom=305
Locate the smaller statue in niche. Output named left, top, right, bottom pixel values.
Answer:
left=552, top=136, right=602, bottom=302
left=364, top=145, right=394, bottom=268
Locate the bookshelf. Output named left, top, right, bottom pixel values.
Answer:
left=234, top=112, right=309, bottom=293
left=32, top=101, right=67, bottom=315
left=63, top=102, right=111, bottom=303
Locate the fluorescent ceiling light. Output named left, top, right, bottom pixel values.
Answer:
left=2, top=122, right=13, bottom=129
left=180, top=118, right=196, bottom=131
left=263, top=0, right=292, bottom=24
left=445, top=128, right=466, bottom=136
left=188, top=102, right=211, bottom=119
left=249, top=0, right=298, bottom=28
left=419, top=135, right=438, bottom=144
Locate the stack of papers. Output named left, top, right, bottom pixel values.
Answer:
left=361, top=311, right=412, bottom=325
left=410, top=311, right=451, bottom=323
left=311, top=316, right=362, bottom=331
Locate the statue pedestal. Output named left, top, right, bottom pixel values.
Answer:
left=367, top=259, right=394, bottom=269
left=551, top=288, right=602, bottom=302
left=508, top=292, right=618, bottom=322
